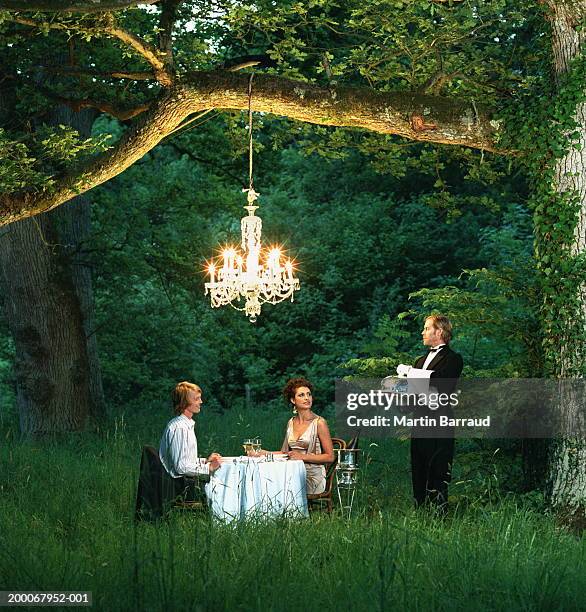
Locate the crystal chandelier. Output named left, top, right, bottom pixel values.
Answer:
left=204, top=75, right=300, bottom=322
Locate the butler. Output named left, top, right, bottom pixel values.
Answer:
left=405, top=315, right=463, bottom=512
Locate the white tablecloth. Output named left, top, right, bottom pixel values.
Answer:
left=205, top=457, right=309, bottom=522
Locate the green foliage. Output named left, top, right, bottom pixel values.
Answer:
left=0, top=126, right=110, bottom=193
left=404, top=211, right=541, bottom=378
left=89, top=128, right=253, bottom=411
left=0, top=324, right=15, bottom=420
left=342, top=315, right=412, bottom=377
left=1, top=1, right=584, bottom=578
left=0, top=1, right=550, bottom=438
left=341, top=200, right=536, bottom=378
left=223, top=0, right=536, bottom=102
left=86, top=108, right=519, bottom=414
left=0, top=130, right=50, bottom=192
left=497, top=11, right=586, bottom=376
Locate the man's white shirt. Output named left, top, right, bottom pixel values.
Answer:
left=159, top=414, right=209, bottom=477
left=421, top=344, right=446, bottom=371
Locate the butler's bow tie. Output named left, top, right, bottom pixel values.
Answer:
left=428, top=346, right=443, bottom=353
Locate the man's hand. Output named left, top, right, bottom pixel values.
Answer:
left=208, top=458, right=221, bottom=473
left=397, top=364, right=413, bottom=377
left=207, top=452, right=222, bottom=473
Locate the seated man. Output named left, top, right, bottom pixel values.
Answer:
left=159, top=381, right=221, bottom=500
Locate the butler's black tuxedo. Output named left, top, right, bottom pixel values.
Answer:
left=410, top=345, right=463, bottom=511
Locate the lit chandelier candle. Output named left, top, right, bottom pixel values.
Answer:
left=268, top=248, right=280, bottom=278
left=205, top=189, right=300, bottom=322
left=204, top=74, right=300, bottom=322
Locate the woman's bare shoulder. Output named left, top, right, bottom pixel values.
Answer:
left=316, top=416, right=330, bottom=429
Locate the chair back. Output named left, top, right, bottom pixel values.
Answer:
left=135, top=445, right=178, bottom=521
left=323, top=437, right=346, bottom=495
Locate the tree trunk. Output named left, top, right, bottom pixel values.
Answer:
left=545, top=1, right=586, bottom=522
left=0, top=101, right=105, bottom=435
left=52, top=194, right=106, bottom=423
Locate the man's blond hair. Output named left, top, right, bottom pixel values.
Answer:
left=172, top=381, right=202, bottom=415
left=426, top=314, right=453, bottom=344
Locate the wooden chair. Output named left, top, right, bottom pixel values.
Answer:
left=307, top=437, right=346, bottom=513
left=135, top=446, right=207, bottom=521
left=172, top=475, right=208, bottom=514
left=135, top=445, right=171, bottom=521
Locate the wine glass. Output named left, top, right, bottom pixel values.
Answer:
left=252, top=437, right=261, bottom=454
left=242, top=438, right=253, bottom=455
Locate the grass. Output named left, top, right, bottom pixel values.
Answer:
left=0, top=406, right=584, bottom=611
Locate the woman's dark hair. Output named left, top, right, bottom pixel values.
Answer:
left=282, top=377, right=314, bottom=402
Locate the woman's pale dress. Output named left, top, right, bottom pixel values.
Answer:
left=285, top=416, right=326, bottom=495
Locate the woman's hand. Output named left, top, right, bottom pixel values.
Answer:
left=287, top=451, right=305, bottom=461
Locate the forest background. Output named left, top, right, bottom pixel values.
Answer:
left=0, top=0, right=546, bottom=490
left=0, top=1, right=584, bottom=608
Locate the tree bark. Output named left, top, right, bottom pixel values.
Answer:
left=0, top=214, right=89, bottom=434
left=545, top=0, right=586, bottom=521
left=0, top=0, right=158, bottom=11
left=0, top=71, right=500, bottom=227
left=0, top=97, right=105, bottom=435
left=48, top=111, right=106, bottom=424
left=56, top=202, right=106, bottom=424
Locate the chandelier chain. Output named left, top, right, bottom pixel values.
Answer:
left=248, top=73, right=254, bottom=192
left=204, top=71, right=300, bottom=321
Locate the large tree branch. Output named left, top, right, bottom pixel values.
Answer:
left=105, top=19, right=172, bottom=86
left=7, top=14, right=173, bottom=86
left=0, top=71, right=502, bottom=226
left=40, top=66, right=154, bottom=80
left=179, top=71, right=500, bottom=149
left=0, top=87, right=189, bottom=226
left=0, top=1, right=159, bottom=11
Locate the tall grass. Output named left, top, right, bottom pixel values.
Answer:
left=0, top=408, right=584, bottom=611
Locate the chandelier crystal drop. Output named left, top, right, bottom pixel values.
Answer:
left=204, top=75, right=300, bottom=322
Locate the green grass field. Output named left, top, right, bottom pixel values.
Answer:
left=0, top=407, right=584, bottom=611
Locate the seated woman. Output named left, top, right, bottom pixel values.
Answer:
left=280, top=377, right=335, bottom=495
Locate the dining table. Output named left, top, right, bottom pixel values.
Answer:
left=205, top=456, right=309, bottom=522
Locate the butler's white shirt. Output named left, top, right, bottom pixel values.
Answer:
left=421, top=344, right=446, bottom=371
left=159, top=414, right=209, bottom=477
